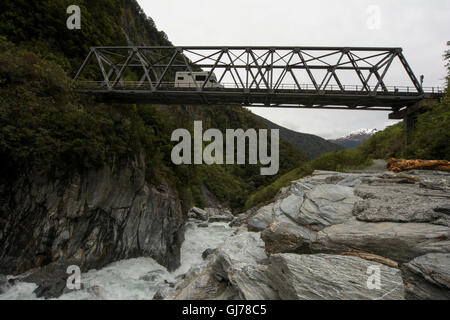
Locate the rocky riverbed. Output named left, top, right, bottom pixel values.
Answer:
left=1, top=169, right=449, bottom=300
left=165, top=169, right=450, bottom=300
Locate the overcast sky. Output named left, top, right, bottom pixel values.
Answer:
left=137, top=0, right=449, bottom=139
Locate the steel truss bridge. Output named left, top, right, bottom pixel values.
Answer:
left=74, top=46, right=444, bottom=116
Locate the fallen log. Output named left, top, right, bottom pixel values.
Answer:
left=387, top=158, right=450, bottom=172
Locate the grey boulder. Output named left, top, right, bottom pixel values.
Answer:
left=188, top=207, right=208, bottom=221
left=247, top=204, right=274, bottom=232
left=228, top=264, right=279, bottom=300
left=267, top=253, right=404, bottom=300
left=166, top=268, right=238, bottom=300
left=401, top=253, right=450, bottom=300
left=354, top=185, right=450, bottom=226
left=213, top=232, right=268, bottom=281
left=314, top=220, right=450, bottom=263
left=294, top=184, right=360, bottom=230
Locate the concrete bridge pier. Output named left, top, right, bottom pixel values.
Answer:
left=389, top=99, right=439, bottom=146
left=403, top=113, right=417, bottom=146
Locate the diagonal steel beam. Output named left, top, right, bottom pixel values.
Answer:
left=298, top=50, right=319, bottom=91
left=93, top=49, right=111, bottom=90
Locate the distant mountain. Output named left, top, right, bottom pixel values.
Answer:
left=329, top=129, right=378, bottom=149
left=253, top=114, right=344, bottom=159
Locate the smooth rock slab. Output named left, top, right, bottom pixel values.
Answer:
left=314, top=220, right=450, bottom=263
left=401, top=253, right=450, bottom=300
left=247, top=203, right=296, bottom=232
left=166, top=268, right=238, bottom=300
left=267, top=253, right=404, bottom=300
left=279, top=194, right=304, bottom=221
left=213, top=232, right=268, bottom=281
left=228, top=264, right=279, bottom=300
left=246, top=205, right=273, bottom=232
left=354, top=185, right=450, bottom=226
left=296, top=184, right=360, bottom=230
left=337, top=176, right=362, bottom=187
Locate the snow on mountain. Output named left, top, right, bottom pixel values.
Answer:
left=328, top=128, right=378, bottom=149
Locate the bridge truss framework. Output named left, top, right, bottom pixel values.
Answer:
left=73, top=46, right=444, bottom=113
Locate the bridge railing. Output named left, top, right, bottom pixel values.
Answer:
left=75, top=81, right=444, bottom=94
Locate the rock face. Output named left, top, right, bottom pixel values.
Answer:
left=261, top=222, right=316, bottom=255
left=166, top=268, right=239, bottom=300
left=247, top=204, right=276, bottom=232
left=267, top=253, right=404, bottom=300
left=401, top=253, right=450, bottom=300
left=314, top=220, right=450, bottom=263
left=188, top=207, right=208, bottom=221
left=292, top=184, right=360, bottom=230
left=169, top=169, right=450, bottom=301
left=0, top=154, right=185, bottom=279
left=228, top=264, right=279, bottom=300
left=167, top=232, right=279, bottom=300
left=0, top=274, right=7, bottom=294
left=256, top=169, right=449, bottom=300
left=354, top=184, right=450, bottom=226
left=20, top=260, right=81, bottom=299
left=212, top=232, right=268, bottom=281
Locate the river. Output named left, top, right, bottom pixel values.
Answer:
left=0, top=220, right=236, bottom=300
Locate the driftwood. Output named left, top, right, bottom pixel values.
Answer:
left=387, top=158, right=450, bottom=172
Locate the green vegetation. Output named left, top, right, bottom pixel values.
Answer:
left=358, top=122, right=404, bottom=159
left=405, top=96, right=450, bottom=159
left=1, top=1, right=448, bottom=214
left=0, top=37, right=308, bottom=212
left=0, top=0, right=171, bottom=74
left=0, top=0, right=308, bottom=212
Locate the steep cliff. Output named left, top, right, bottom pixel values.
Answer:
left=0, top=153, right=184, bottom=275
left=0, top=0, right=307, bottom=282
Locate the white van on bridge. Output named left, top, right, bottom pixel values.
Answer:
left=175, top=71, right=223, bottom=88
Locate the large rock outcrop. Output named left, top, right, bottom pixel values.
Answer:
left=0, top=154, right=185, bottom=279
left=401, top=253, right=450, bottom=300
left=167, top=232, right=279, bottom=300
left=168, top=169, right=450, bottom=300
left=267, top=253, right=404, bottom=300
left=313, top=220, right=450, bottom=263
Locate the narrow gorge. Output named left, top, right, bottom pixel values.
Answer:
left=1, top=168, right=449, bottom=300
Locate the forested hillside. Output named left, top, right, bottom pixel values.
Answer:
left=1, top=1, right=447, bottom=213
left=0, top=0, right=309, bottom=212
left=253, top=114, right=343, bottom=159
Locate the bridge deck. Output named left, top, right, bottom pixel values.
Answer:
left=75, top=85, right=443, bottom=111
